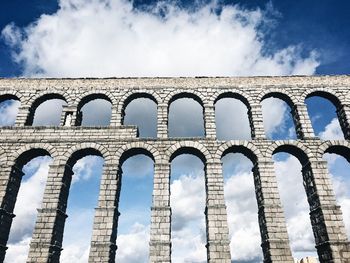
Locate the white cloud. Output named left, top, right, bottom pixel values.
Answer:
left=273, top=155, right=318, bottom=260
left=262, top=97, right=290, bottom=138
left=170, top=172, right=206, bottom=262
left=0, top=100, right=20, bottom=126
left=2, top=0, right=318, bottom=77
left=71, top=155, right=103, bottom=184
left=60, top=208, right=94, bottom=263
left=224, top=172, right=262, bottom=262
left=171, top=173, right=205, bottom=229
left=318, top=118, right=344, bottom=140
left=115, top=223, right=150, bottom=263
left=7, top=157, right=51, bottom=243
left=4, top=237, right=31, bottom=263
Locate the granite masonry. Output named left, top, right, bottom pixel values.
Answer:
left=0, top=76, right=349, bottom=263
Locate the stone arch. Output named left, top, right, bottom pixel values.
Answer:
left=75, top=91, right=115, bottom=126
left=215, top=141, right=261, bottom=164
left=267, top=141, right=313, bottom=165
left=302, top=87, right=345, bottom=106
left=258, top=89, right=303, bottom=139
left=303, top=88, right=348, bottom=139
left=213, top=90, right=253, bottom=108
left=257, top=89, right=298, bottom=108
left=164, top=90, right=207, bottom=107
left=10, top=143, right=57, bottom=167
left=116, top=142, right=161, bottom=165
left=25, top=92, right=69, bottom=125
left=62, top=142, right=111, bottom=166
left=0, top=147, right=53, bottom=262
left=318, top=141, right=350, bottom=162
left=76, top=91, right=115, bottom=108
left=117, top=90, right=161, bottom=123
left=166, top=141, right=211, bottom=163
left=0, top=92, right=22, bottom=104
left=213, top=91, right=255, bottom=139
left=166, top=91, right=207, bottom=137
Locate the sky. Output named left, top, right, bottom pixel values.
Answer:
left=0, top=0, right=349, bottom=263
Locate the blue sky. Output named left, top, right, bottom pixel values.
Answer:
left=0, top=0, right=349, bottom=262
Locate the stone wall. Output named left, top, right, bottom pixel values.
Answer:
left=0, top=76, right=349, bottom=262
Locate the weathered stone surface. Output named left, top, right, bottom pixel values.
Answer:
left=0, top=76, right=348, bottom=263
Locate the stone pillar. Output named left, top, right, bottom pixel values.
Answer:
left=0, top=165, right=23, bottom=263
left=89, top=163, right=120, bottom=262
left=303, top=161, right=350, bottom=263
left=252, top=161, right=294, bottom=263
left=205, top=161, right=231, bottom=262
left=27, top=164, right=72, bottom=263
left=336, top=104, right=350, bottom=139
left=149, top=162, right=171, bottom=262
left=157, top=103, right=168, bottom=139
left=109, top=106, right=119, bottom=127
left=15, top=105, right=30, bottom=126
left=250, top=103, right=266, bottom=139
left=60, top=106, right=78, bottom=126
left=204, top=104, right=216, bottom=139
left=291, top=103, right=315, bottom=139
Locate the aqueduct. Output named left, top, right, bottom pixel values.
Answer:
left=0, top=76, right=349, bottom=262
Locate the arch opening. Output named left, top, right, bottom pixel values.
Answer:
left=323, top=146, right=350, bottom=239
left=60, top=149, right=104, bottom=262
left=77, top=94, right=112, bottom=126
left=123, top=97, right=157, bottom=138
left=26, top=94, right=67, bottom=126
left=2, top=149, right=52, bottom=262
left=272, top=149, right=318, bottom=261
left=0, top=95, right=20, bottom=126
left=305, top=93, right=344, bottom=139
left=215, top=96, right=251, bottom=140
left=221, top=152, right=262, bottom=262
left=261, top=95, right=297, bottom=140
left=170, top=151, right=206, bottom=262
left=115, top=152, right=154, bottom=262
left=168, top=93, right=205, bottom=138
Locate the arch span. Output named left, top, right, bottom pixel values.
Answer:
left=216, top=141, right=260, bottom=164
left=268, top=141, right=313, bottom=165
left=25, top=93, right=68, bottom=126
left=167, top=141, right=210, bottom=163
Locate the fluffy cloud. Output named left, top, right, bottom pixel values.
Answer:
left=262, top=97, right=293, bottom=138
left=224, top=172, right=262, bottom=262
left=0, top=0, right=327, bottom=262
left=71, top=155, right=104, bottom=184
left=60, top=209, right=94, bottom=263
left=319, top=118, right=344, bottom=140
left=2, top=0, right=318, bottom=77
left=115, top=223, right=149, bottom=263
left=170, top=173, right=207, bottom=263
left=273, top=155, right=318, bottom=260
